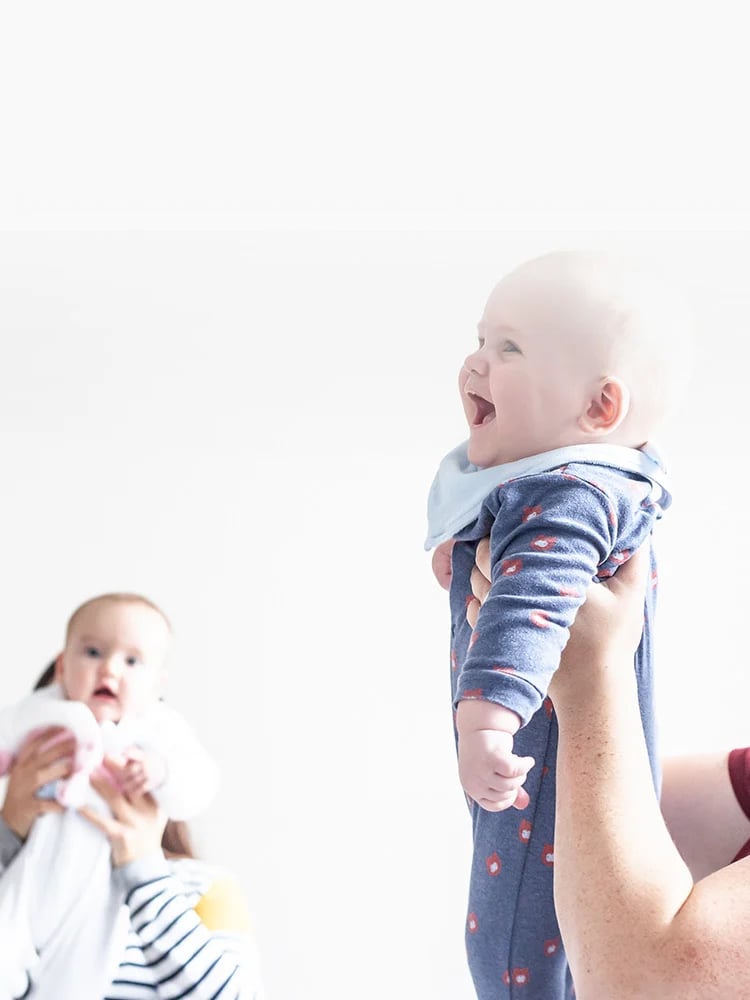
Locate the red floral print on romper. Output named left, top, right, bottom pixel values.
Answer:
left=501, top=557, right=523, bottom=576
left=530, top=610, right=551, bottom=628
left=531, top=535, right=557, bottom=552
left=518, top=818, right=532, bottom=843
left=544, top=937, right=561, bottom=957
left=522, top=506, right=542, bottom=522
left=486, top=852, right=501, bottom=876
left=542, top=844, right=554, bottom=867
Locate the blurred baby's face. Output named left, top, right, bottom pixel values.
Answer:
left=458, top=266, right=599, bottom=468
left=56, top=600, right=171, bottom=723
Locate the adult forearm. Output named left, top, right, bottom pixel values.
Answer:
left=553, top=664, right=695, bottom=999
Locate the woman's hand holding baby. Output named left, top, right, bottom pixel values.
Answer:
left=1, top=728, right=75, bottom=839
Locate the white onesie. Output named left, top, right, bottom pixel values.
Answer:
left=0, top=683, right=219, bottom=1000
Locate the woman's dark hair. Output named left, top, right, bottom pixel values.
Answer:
left=36, top=660, right=195, bottom=859
left=34, top=661, right=57, bottom=691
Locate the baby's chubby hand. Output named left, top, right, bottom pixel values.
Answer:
left=110, top=747, right=167, bottom=800
left=456, top=700, right=534, bottom=812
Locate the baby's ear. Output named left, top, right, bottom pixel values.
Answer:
left=578, top=377, right=630, bottom=435
left=53, top=652, right=65, bottom=683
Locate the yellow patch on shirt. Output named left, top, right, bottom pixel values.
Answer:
left=194, top=877, right=253, bottom=933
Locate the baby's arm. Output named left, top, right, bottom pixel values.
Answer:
left=119, top=703, right=219, bottom=821
left=456, top=471, right=618, bottom=724
left=454, top=472, right=620, bottom=809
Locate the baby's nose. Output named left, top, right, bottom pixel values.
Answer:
left=463, top=348, right=488, bottom=376
left=101, top=655, right=121, bottom=676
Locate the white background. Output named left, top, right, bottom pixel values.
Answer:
left=2, top=4, right=750, bottom=999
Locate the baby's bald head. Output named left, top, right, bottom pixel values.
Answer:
left=462, top=249, right=694, bottom=467
left=496, top=250, right=694, bottom=440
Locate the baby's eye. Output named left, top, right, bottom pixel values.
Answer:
left=125, top=655, right=141, bottom=667
left=502, top=340, right=521, bottom=354
left=477, top=336, right=485, bottom=348
left=85, top=646, right=101, bottom=658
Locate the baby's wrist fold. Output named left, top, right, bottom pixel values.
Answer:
left=456, top=698, right=521, bottom=736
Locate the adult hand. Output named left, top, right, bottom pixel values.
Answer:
left=432, top=539, right=455, bottom=591
left=0, top=728, right=75, bottom=839
left=548, top=545, right=650, bottom=713
left=467, top=537, right=491, bottom=628
left=78, top=756, right=167, bottom=867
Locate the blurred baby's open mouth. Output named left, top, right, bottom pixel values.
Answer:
left=93, top=685, right=117, bottom=700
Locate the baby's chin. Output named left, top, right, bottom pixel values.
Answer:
left=467, top=432, right=533, bottom=468
left=467, top=438, right=504, bottom=469
left=88, top=700, right=122, bottom=724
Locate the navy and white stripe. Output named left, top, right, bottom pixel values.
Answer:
left=0, top=819, right=264, bottom=1000
left=106, top=857, right=262, bottom=1000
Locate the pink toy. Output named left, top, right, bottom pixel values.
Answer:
left=0, top=684, right=116, bottom=809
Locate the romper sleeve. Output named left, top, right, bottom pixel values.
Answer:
left=455, top=470, right=620, bottom=725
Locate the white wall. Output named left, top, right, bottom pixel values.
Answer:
left=2, top=227, right=750, bottom=1000
left=2, top=3, right=750, bottom=997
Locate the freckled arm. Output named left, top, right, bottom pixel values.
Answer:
left=553, top=629, right=750, bottom=999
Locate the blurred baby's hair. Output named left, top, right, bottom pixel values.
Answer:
left=65, top=592, right=172, bottom=641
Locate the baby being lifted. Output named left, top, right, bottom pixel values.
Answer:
left=425, top=250, right=693, bottom=999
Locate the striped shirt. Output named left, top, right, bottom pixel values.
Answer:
left=109, top=854, right=264, bottom=1000
left=0, top=819, right=264, bottom=999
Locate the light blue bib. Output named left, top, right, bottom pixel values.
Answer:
left=424, top=439, right=670, bottom=550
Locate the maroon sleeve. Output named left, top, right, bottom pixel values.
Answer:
left=728, top=748, right=750, bottom=819
left=728, top=747, right=750, bottom=862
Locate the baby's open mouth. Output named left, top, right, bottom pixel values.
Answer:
left=468, top=391, right=496, bottom=426
left=93, top=685, right=117, bottom=700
